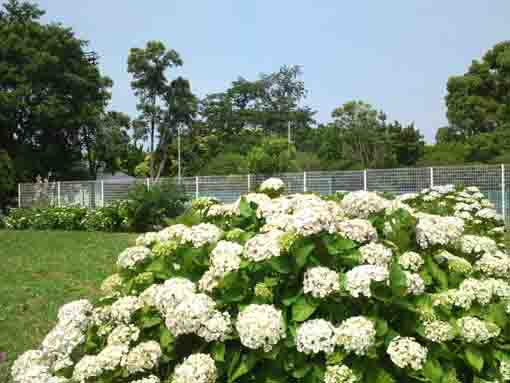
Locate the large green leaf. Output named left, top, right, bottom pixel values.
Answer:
left=323, top=234, right=356, bottom=255
left=239, top=197, right=254, bottom=218
left=390, top=261, right=407, bottom=296
left=423, top=358, right=443, bottom=383
left=465, top=346, right=484, bottom=372
left=229, top=353, right=258, bottom=382
left=269, top=255, right=292, bottom=274
left=293, top=241, right=315, bottom=269
left=211, top=343, right=225, bottom=362
left=292, top=296, right=319, bottom=322
left=425, top=256, right=448, bottom=290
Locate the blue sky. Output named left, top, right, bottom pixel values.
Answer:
left=10, top=1, right=510, bottom=142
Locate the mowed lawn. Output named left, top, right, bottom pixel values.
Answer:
left=0, top=230, right=137, bottom=382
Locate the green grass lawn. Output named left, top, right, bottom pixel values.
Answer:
left=0, top=230, right=137, bottom=382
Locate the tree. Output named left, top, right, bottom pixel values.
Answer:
left=128, top=41, right=183, bottom=179
left=0, top=150, right=15, bottom=208
left=0, top=0, right=112, bottom=181
left=387, top=121, right=424, bottom=166
left=247, top=136, right=297, bottom=174
left=446, top=41, right=510, bottom=136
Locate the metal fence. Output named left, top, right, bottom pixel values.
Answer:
left=18, top=164, right=509, bottom=222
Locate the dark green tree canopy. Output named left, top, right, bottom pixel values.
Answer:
left=446, top=41, right=510, bottom=136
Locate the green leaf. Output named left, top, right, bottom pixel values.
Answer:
left=293, top=241, right=315, bottom=269
left=465, top=346, right=484, bottom=372
left=229, top=353, right=258, bottom=382
left=211, top=343, right=225, bottom=362
left=485, top=303, right=508, bottom=329
left=160, top=327, right=174, bottom=349
left=239, top=198, right=253, bottom=218
left=390, top=262, right=407, bottom=296
left=375, top=318, right=389, bottom=337
left=323, top=235, right=356, bottom=255
left=292, top=296, right=318, bottom=322
left=374, top=369, right=395, bottom=383
left=423, top=358, right=443, bottom=383
left=269, top=255, right=292, bottom=274
left=141, top=314, right=162, bottom=329
left=326, top=350, right=347, bottom=365
left=146, top=256, right=167, bottom=273
left=425, top=256, right=448, bottom=290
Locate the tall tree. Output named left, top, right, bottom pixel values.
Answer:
left=0, top=0, right=112, bottom=180
left=128, top=41, right=182, bottom=179
left=446, top=41, right=510, bottom=136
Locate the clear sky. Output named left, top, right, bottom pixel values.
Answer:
left=9, top=0, right=510, bottom=142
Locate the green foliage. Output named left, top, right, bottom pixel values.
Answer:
left=125, top=180, right=188, bottom=232
left=0, top=150, right=15, bottom=207
left=202, top=153, right=249, bottom=176
left=247, top=136, right=297, bottom=174
left=446, top=41, right=510, bottom=136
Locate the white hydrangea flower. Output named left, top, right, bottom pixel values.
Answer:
left=117, top=246, right=152, bottom=270
left=457, top=317, right=500, bottom=343
left=260, top=177, right=285, bottom=192
left=416, top=214, right=464, bottom=249
left=157, top=224, right=191, bottom=243
left=422, top=320, right=455, bottom=343
left=457, top=235, right=498, bottom=256
left=73, top=355, right=103, bottom=383
left=475, top=252, right=510, bottom=278
left=97, top=344, right=129, bottom=372
left=136, top=232, right=158, bottom=247
left=100, top=274, right=123, bottom=297
left=57, top=299, right=93, bottom=329
left=182, top=223, right=223, bottom=248
left=12, top=365, right=69, bottom=383
left=387, top=336, right=427, bottom=370
left=476, top=208, right=499, bottom=220
left=335, top=316, right=376, bottom=355
left=141, top=278, right=197, bottom=312
left=336, top=219, right=378, bottom=243
left=198, top=269, right=220, bottom=293
left=303, top=266, right=341, bottom=298
left=404, top=272, right=425, bottom=296
left=244, top=230, right=284, bottom=262
left=501, top=360, right=510, bottom=381
left=324, top=365, right=358, bottom=383
left=296, top=319, right=336, bottom=355
left=172, top=353, right=217, bottom=383
left=398, top=252, right=424, bottom=272
left=359, top=243, right=393, bottom=266
left=11, top=350, right=52, bottom=383
left=235, top=304, right=286, bottom=352
left=340, top=191, right=389, bottom=218
left=41, top=325, right=86, bottom=366
left=123, top=341, right=162, bottom=374
left=107, top=324, right=140, bottom=345
left=165, top=293, right=216, bottom=336
left=197, top=311, right=233, bottom=342
left=210, top=240, right=243, bottom=276
left=345, top=265, right=389, bottom=298
left=132, top=376, right=160, bottom=383
left=110, top=296, right=143, bottom=323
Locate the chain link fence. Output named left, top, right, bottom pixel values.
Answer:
left=18, top=164, right=509, bottom=222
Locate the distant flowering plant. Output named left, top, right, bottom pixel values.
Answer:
left=12, top=180, right=510, bottom=383
left=258, top=177, right=286, bottom=197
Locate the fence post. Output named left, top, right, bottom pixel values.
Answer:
left=430, top=167, right=434, bottom=188
left=303, top=172, right=307, bottom=193
left=195, top=177, right=199, bottom=199
left=57, top=182, right=61, bottom=207
left=101, top=180, right=105, bottom=207
left=18, top=183, right=21, bottom=208
left=502, top=164, right=506, bottom=224
left=247, top=174, right=251, bottom=192
left=146, top=178, right=150, bottom=191
left=363, top=170, right=367, bottom=191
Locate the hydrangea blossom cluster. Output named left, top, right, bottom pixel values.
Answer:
left=345, top=265, right=389, bottom=298
left=296, top=319, right=336, bottom=354
left=324, top=365, right=359, bottom=383
left=303, top=266, right=341, bottom=298
left=235, top=304, right=286, bottom=352
left=172, top=353, right=217, bottom=383
left=12, top=179, right=510, bottom=383
left=387, top=337, right=428, bottom=370
left=335, top=316, right=376, bottom=355
left=259, top=177, right=285, bottom=192
left=358, top=242, right=393, bottom=266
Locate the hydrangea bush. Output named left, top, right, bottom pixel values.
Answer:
left=12, top=182, right=510, bottom=383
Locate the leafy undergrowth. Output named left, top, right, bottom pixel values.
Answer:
left=0, top=230, right=136, bottom=382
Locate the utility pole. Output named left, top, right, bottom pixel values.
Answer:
left=177, top=122, right=182, bottom=183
